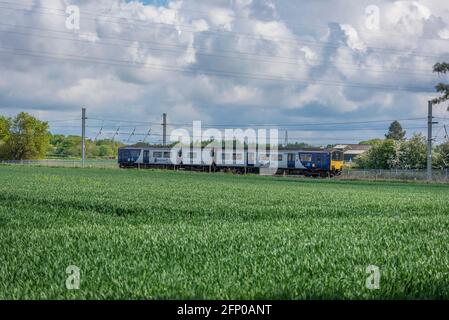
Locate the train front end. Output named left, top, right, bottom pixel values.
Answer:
left=118, top=147, right=142, bottom=168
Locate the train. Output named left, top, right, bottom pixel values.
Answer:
left=118, top=146, right=344, bottom=177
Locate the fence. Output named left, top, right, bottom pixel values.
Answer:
left=340, top=168, right=449, bottom=182
left=1, top=160, right=449, bottom=182
left=0, top=159, right=118, bottom=169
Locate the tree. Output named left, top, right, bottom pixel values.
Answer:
left=385, top=121, right=406, bottom=141
left=359, top=138, right=383, bottom=145
left=0, top=116, right=9, bottom=141
left=0, top=116, right=9, bottom=159
left=397, top=133, right=427, bottom=169
left=2, top=112, right=50, bottom=160
left=433, top=62, right=449, bottom=111
left=47, top=135, right=124, bottom=158
left=434, top=142, right=449, bottom=169
left=355, top=139, right=397, bottom=169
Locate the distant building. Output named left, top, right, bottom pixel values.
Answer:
left=333, top=144, right=371, bottom=163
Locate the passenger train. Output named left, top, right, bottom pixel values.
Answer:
left=118, top=146, right=344, bottom=177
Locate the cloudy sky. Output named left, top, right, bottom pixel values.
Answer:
left=0, top=0, right=448, bottom=145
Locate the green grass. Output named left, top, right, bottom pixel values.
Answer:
left=0, top=166, right=448, bottom=299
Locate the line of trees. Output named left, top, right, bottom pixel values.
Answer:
left=356, top=121, right=449, bottom=169
left=1, top=114, right=448, bottom=167
left=0, top=112, right=125, bottom=160
left=48, top=135, right=124, bottom=159
left=356, top=61, right=449, bottom=170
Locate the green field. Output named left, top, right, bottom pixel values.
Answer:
left=0, top=166, right=448, bottom=299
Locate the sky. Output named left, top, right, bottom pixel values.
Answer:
left=0, top=0, right=448, bottom=145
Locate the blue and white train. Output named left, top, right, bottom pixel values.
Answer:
left=118, top=146, right=344, bottom=177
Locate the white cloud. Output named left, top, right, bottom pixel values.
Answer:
left=0, top=0, right=448, bottom=144
left=339, top=24, right=367, bottom=53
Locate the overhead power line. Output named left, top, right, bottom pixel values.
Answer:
left=85, top=117, right=426, bottom=128
left=0, top=27, right=439, bottom=78
left=98, top=125, right=435, bottom=134
left=1, top=0, right=448, bottom=44
left=0, top=46, right=433, bottom=92
left=0, top=22, right=440, bottom=76
left=0, top=2, right=448, bottom=61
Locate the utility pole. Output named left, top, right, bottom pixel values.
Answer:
left=82, top=107, right=86, bottom=168
left=162, top=113, right=167, bottom=146
left=427, top=101, right=435, bottom=181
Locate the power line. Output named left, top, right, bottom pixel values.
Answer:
left=0, top=27, right=439, bottom=78
left=1, top=2, right=448, bottom=60
left=0, top=46, right=433, bottom=92
left=169, top=118, right=428, bottom=128
left=44, top=118, right=81, bottom=123
left=138, top=2, right=449, bottom=44
left=0, top=22, right=439, bottom=76
left=47, top=115, right=429, bottom=133
left=2, top=0, right=448, bottom=44
left=86, top=116, right=426, bottom=128
left=99, top=126, right=436, bottom=136
left=126, top=127, right=136, bottom=143
left=93, top=121, right=104, bottom=142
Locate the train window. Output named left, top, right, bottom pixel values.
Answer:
left=300, top=154, right=313, bottom=162
left=122, top=150, right=140, bottom=161
left=259, top=154, right=269, bottom=161
left=163, top=152, right=171, bottom=158
left=278, top=155, right=283, bottom=161
left=332, top=151, right=343, bottom=161
left=271, top=154, right=281, bottom=161
left=233, top=153, right=243, bottom=161
left=153, top=152, right=162, bottom=158
left=178, top=150, right=182, bottom=157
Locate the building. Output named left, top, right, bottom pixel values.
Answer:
left=333, top=144, right=371, bottom=163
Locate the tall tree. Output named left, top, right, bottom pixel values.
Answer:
left=0, top=116, right=9, bottom=140
left=355, top=139, right=397, bottom=169
left=0, top=116, right=9, bottom=158
left=385, top=121, right=406, bottom=140
left=433, top=62, right=449, bottom=110
left=4, top=112, right=50, bottom=160
left=397, top=133, right=427, bottom=169
left=434, top=142, right=449, bottom=169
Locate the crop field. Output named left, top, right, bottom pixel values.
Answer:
left=0, top=165, right=448, bottom=299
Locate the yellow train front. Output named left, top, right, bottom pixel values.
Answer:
left=296, top=149, right=344, bottom=177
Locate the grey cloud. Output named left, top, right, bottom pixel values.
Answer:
left=0, top=0, right=448, bottom=144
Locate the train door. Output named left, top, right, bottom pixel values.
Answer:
left=247, top=152, right=255, bottom=167
left=287, top=153, right=295, bottom=168
left=316, top=154, right=322, bottom=170
left=143, top=150, right=150, bottom=164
